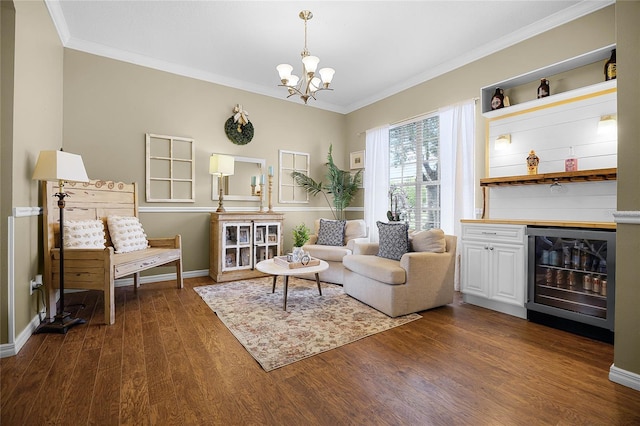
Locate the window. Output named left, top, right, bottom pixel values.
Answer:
left=389, top=114, right=440, bottom=231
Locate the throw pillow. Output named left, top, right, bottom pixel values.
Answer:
left=410, top=228, right=446, bottom=253
left=63, top=219, right=106, bottom=249
left=377, top=221, right=409, bottom=261
left=107, top=216, right=149, bottom=253
left=316, top=218, right=346, bottom=246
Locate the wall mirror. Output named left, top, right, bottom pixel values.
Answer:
left=212, top=155, right=266, bottom=202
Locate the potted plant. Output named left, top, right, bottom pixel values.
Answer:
left=292, top=222, right=311, bottom=248
left=291, top=223, right=310, bottom=262
left=291, top=145, right=362, bottom=220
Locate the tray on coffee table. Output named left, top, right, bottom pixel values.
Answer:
left=273, top=255, right=321, bottom=269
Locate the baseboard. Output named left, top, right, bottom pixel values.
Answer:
left=113, top=269, right=209, bottom=287
left=0, top=315, right=41, bottom=358
left=461, top=293, right=527, bottom=319
left=609, top=364, right=640, bottom=391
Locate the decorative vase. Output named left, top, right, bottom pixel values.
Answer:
left=490, top=88, right=505, bottom=110
left=292, top=246, right=304, bottom=263
left=526, top=150, right=540, bottom=175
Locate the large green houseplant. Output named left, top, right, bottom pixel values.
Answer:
left=291, top=145, right=362, bottom=220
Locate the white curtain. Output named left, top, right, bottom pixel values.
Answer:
left=440, top=100, right=476, bottom=289
left=364, top=126, right=390, bottom=242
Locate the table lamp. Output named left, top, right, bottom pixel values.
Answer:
left=210, top=154, right=235, bottom=212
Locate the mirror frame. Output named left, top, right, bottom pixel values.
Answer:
left=211, top=155, right=266, bottom=201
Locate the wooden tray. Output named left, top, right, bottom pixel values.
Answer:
left=273, top=256, right=320, bottom=269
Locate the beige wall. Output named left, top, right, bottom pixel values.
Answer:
left=0, top=0, right=16, bottom=344
left=62, top=50, right=348, bottom=271
left=614, top=0, right=640, bottom=379
left=1, top=0, right=64, bottom=344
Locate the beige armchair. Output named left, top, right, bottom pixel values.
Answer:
left=342, top=234, right=457, bottom=317
left=301, top=219, right=368, bottom=285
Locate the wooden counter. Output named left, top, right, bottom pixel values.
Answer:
left=461, top=219, right=616, bottom=230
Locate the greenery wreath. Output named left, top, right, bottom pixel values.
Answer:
left=224, top=117, right=254, bottom=145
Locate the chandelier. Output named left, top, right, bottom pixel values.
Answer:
left=276, top=10, right=335, bottom=104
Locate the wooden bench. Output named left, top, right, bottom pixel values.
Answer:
left=43, top=179, right=183, bottom=325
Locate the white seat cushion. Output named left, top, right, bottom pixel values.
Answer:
left=343, top=254, right=406, bottom=285
left=304, top=244, right=351, bottom=262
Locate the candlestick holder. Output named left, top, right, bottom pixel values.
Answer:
left=251, top=184, right=256, bottom=196
left=259, top=185, right=264, bottom=212
left=268, top=175, right=274, bottom=213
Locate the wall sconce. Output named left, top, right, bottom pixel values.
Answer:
left=597, top=114, right=617, bottom=136
left=495, top=134, right=511, bottom=150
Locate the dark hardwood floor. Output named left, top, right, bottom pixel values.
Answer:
left=2, top=276, right=639, bottom=425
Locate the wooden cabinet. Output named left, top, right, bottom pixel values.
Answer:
left=210, top=212, right=284, bottom=282
left=461, top=223, right=527, bottom=318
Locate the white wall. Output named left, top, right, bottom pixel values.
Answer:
left=486, top=81, right=617, bottom=222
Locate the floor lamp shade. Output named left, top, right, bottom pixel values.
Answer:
left=32, top=150, right=89, bottom=183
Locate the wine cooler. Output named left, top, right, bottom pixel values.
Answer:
left=526, top=227, right=615, bottom=338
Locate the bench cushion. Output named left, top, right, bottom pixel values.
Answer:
left=343, top=254, right=406, bottom=285
left=113, top=247, right=181, bottom=278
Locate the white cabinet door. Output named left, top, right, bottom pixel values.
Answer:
left=490, top=243, right=525, bottom=307
left=461, top=241, right=490, bottom=298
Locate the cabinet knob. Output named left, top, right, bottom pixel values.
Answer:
left=484, top=245, right=489, bottom=250
left=489, top=246, right=494, bottom=250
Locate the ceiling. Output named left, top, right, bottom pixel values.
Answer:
left=47, top=1, right=613, bottom=114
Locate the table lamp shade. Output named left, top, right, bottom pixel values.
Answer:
left=32, top=150, right=89, bottom=183
left=209, top=154, right=235, bottom=176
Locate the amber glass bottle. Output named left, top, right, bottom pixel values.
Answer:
left=537, top=78, right=550, bottom=99
left=604, top=49, right=616, bottom=81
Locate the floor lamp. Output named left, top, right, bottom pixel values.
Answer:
left=210, top=154, right=235, bottom=212
left=32, top=149, right=90, bottom=334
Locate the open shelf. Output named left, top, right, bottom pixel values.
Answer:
left=480, top=168, right=616, bottom=187
left=480, top=44, right=615, bottom=114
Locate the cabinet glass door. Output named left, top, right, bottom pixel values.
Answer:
left=254, top=222, right=280, bottom=263
left=223, top=223, right=252, bottom=271
left=527, top=227, right=615, bottom=330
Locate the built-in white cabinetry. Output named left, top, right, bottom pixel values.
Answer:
left=461, top=223, right=527, bottom=318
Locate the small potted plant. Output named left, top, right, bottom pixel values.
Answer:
left=291, top=223, right=310, bottom=262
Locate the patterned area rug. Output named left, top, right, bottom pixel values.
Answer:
left=194, top=277, right=421, bottom=371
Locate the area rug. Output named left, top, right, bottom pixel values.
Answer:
left=194, top=277, right=421, bottom=371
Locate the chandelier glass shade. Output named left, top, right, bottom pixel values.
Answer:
left=276, top=10, right=335, bottom=104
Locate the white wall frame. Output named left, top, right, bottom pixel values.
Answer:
left=145, top=133, right=195, bottom=202
left=279, top=150, right=310, bottom=204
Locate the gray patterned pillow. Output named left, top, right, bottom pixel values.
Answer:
left=377, top=221, right=409, bottom=261
left=316, top=218, right=346, bottom=246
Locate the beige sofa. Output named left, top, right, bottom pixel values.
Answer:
left=301, top=219, right=368, bottom=285
left=342, top=234, right=457, bottom=317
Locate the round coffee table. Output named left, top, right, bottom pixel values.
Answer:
left=256, top=258, right=329, bottom=311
